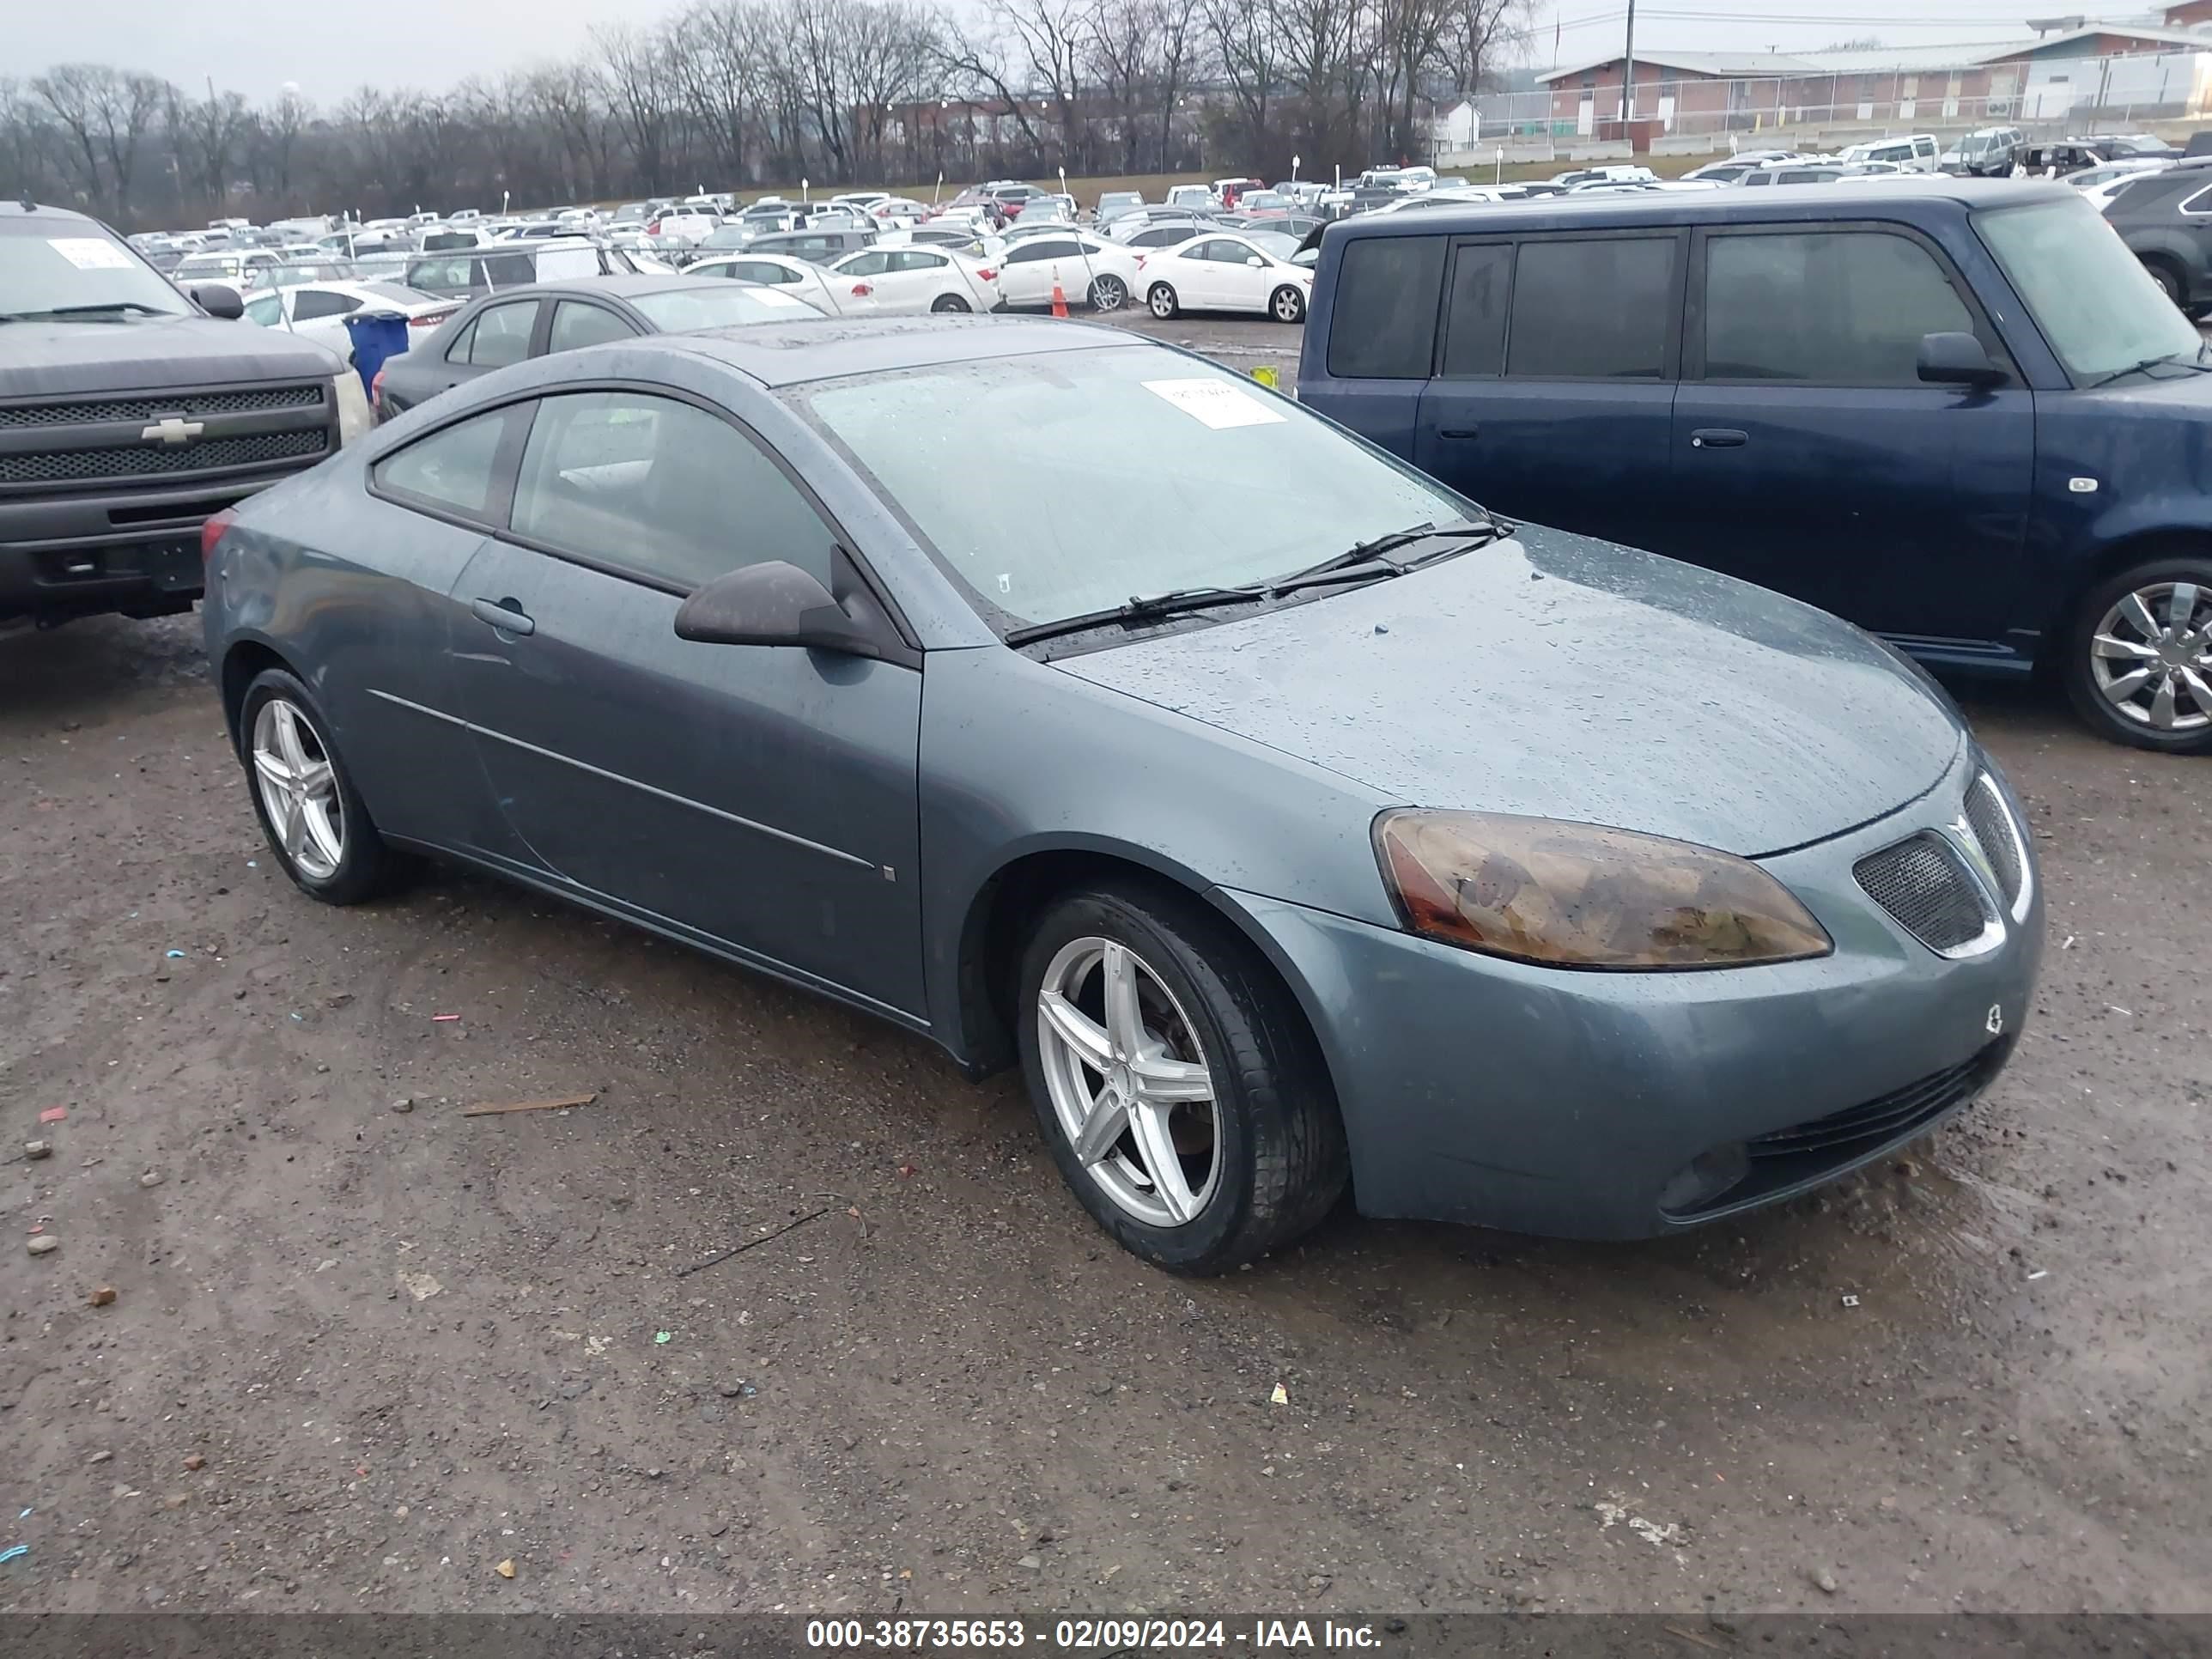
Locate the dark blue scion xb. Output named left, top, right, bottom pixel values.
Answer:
left=1298, top=178, right=2212, bottom=754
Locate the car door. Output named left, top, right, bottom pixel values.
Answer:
left=831, top=249, right=894, bottom=313
left=1667, top=222, right=2033, bottom=645
left=1413, top=230, right=1685, bottom=550
left=999, top=238, right=1065, bottom=306
left=443, top=387, right=927, bottom=1016
left=1212, top=239, right=1273, bottom=312
left=877, top=248, right=953, bottom=312
left=448, top=297, right=543, bottom=387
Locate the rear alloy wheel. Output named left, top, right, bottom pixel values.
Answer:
left=238, top=667, right=407, bottom=903
left=2062, top=558, right=2212, bottom=753
left=1270, top=284, right=1306, bottom=324
left=931, top=293, right=971, bottom=313
left=1148, top=283, right=1180, bottom=319
left=1018, top=882, right=1348, bottom=1273
left=1088, top=274, right=1128, bottom=313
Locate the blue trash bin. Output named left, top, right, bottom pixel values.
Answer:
left=341, top=310, right=410, bottom=400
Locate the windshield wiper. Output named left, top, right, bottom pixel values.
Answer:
left=2090, top=350, right=2212, bottom=388
left=1004, top=585, right=1272, bottom=647
left=15, top=301, right=173, bottom=320
left=1267, top=517, right=1507, bottom=596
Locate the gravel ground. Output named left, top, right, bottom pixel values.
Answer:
left=1, top=337, right=2207, bottom=1615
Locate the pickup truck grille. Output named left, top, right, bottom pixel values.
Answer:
left=0, top=385, right=325, bottom=428
left=0, top=428, right=327, bottom=486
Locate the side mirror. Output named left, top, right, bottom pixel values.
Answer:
left=193, top=283, right=245, bottom=319
left=1917, top=331, right=2007, bottom=388
left=1246, top=255, right=1264, bottom=267
left=673, top=561, right=878, bottom=657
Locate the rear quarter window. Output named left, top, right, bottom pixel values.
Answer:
left=1326, top=234, right=1446, bottom=379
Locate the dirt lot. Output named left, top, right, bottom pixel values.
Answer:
left=2, top=507, right=2209, bottom=1616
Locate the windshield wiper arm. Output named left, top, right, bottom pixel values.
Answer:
left=1267, top=517, right=1507, bottom=596
left=2090, top=351, right=2212, bottom=388
left=1004, top=585, right=1270, bottom=647
left=25, top=301, right=171, bottom=319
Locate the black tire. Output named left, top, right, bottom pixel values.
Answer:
left=2142, top=256, right=2186, bottom=308
left=236, top=667, right=409, bottom=903
left=1088, top=274, right=1128, bottom=313
left=2187, top=301, right=2212, bottom=322
left=931, top=293, right=971, bottom=313
left=1016, top=880, right=1348, bottom=1274
left=1269, top=284, right=1306, bottom=325
left=2057, top=556, right=2212, bottom=754
left=1147, top=282, right=1180, bottom=320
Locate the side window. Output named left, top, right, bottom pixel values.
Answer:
left=1440, top=244, right=1512, bottom=377
left=1006, top=242, right=1054, bottom=264
left=292, top=289, right=359, bottom=321
left=468, top=301, right=538, bottom=368
left=738, top=261, right=798, bottom=284
left=2181, top=185, right=2212, bottom=216
left=372, top=407, right=514, bottom=520
left=841, top=251, right=892, bottom=277
left=1507, top=237, right=1675, bottom=379
left=509, top=392, right=837, bottom=592
left=1704, top=231, right=1973, bottom=386
left=483, top=252, right=534, bottom=289
left=891, top=250, right=946, bottom=272
left=548, top=300, right=635, bottom=354
left=1326, top=234, right=1446, bottom=380
left=443, top=316, right=479, bottom=363
left=1029, top=240, right=1079, bottom=261
left=244, top=294, right=283, bottom=326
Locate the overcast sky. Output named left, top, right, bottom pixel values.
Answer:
left=15, top=0, right=2096, bottom=104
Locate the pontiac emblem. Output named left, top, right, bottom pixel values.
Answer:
left=1986, top=1005, right=2004, bottom=1036
left=141, top=416, right=204, bottom=446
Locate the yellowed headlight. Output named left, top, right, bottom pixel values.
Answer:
left=1374, top=811, right=1832, bottom=970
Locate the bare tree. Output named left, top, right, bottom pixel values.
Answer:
left=31, top=63, right=171, bottom=217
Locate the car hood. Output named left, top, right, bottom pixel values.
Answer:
left=0, top=313, right=343, bottom=398
left=1051, top=526, right=1963, bottom=859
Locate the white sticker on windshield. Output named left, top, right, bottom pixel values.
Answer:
left=49, top=237, right=137, bottom=270
left=1142, top=377, right=1286, bottom=430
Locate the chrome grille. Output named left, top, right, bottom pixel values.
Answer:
left=0, top=385, right=325, bottom=428
left=1854, top=836, right=1990, bottom=955
left=0, top=429, right=327, bottom=485
left=1963, top=775, right=2024, bottom=910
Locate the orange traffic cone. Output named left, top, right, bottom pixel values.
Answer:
left=1050, top=278, right=1069, bottom=319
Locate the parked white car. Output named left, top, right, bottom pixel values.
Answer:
left=1838, top=134, right=1942, bottom=173
left=1164, top=184, right=1215, bottom=212
left=1136, top=232, right=1314, bottom=323
left=239, top=280, right=459, bottom=352
left=647, top=210, right=720, bottom=247
left=2070, top=157, right=2173, bottom=209
left=684, top=252, right=843, bottom=314
left=994, top=231, right=1143, bottom=312
left=827, top=244, right=1001, bottom=313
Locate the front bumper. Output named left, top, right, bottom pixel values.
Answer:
left=1215, top=748, right=2044, bottom=1240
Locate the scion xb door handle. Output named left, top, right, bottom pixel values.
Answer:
left=1690, top=428, right=1748, bottom=449
left=1438, top=426, right=1480, bottom=440
left=471, top=597, right=535, bottom=635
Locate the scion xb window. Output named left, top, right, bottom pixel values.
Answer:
left=1704, top=231, right=1973, bottom=386
left=1508, top=237, right=1676, bottom=378
left=1326, top=235, right=1446, bottom=379
left=510, top=392, right=836, bottom=592
left=1439, top=244, right=1512, bottom=377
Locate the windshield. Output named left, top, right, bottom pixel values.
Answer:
left=628, top=283, right=823, bottom=329
left=791, top=346, right=1474, bottom=630
left=1977, top=196, right=2200, bottom=380
left=1, top=220, right=193, bottom=318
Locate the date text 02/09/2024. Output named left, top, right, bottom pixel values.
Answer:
left=804, top=1618, right=1387, bottom=1650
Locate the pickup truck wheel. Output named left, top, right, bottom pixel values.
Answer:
left=238, top=668, right=410, bottom=902
left=2061, top=558, right=2212, bottom=753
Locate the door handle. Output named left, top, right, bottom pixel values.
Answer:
left=1690, top=428, right=1748, bottom=449
left=471, top=596, right=535, bottom=636
left=1438, top=426, right=1480, bottom=441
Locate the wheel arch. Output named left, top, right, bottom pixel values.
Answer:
left=949, top=842, right=1337, bottom=1103
left=2037, top=525, right=2212, bottom=668
left=219, top=635, right=300, bottom=755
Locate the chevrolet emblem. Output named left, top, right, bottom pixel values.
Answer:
left=141, top=416, right=204, bottom=446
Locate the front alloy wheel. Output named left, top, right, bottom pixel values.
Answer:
left=1018, top=882, right=1348, bottom=1273
left=1036, top=937, right=1222, bottom=1228
left=2063, top=558, right=2212, bottom=752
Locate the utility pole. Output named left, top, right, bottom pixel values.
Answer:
left=1620, top=0, right=1638, bottom=129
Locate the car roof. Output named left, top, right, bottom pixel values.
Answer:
left=471, top=275, right=749, bottom=303
left=632, top=314, right=1143, bottom=388
left=0, top=200, right=97, bottom=227
left=1330, top=175, right=2075, bottom=240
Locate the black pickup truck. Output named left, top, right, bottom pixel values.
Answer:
left=2, top=199, right=367, bottom=631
